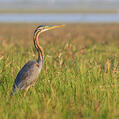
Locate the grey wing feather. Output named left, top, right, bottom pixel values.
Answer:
left=13, top=60, right=42, bottom=91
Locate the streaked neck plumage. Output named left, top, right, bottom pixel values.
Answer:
left=34, top=31, right=44, bottom=64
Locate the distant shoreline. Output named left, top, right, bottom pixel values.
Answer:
left=0, top=9, right=117, bottom=14
left=0, top=13, right=119, bottom=23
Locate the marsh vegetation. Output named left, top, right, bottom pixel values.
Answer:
left=0, top=24, right=119, bottom=119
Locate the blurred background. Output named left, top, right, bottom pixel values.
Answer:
left=0, top=0, right=119, bottom=23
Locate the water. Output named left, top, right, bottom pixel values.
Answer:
left=0, top=13, right=119, bottom=23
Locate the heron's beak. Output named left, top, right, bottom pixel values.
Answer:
left=47, top=25, right=65, bottom=30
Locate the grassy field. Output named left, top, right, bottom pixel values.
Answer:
left=0, top=23, right=119, bottom=119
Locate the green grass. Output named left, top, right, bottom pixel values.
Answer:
left=0, top=24, right=119, bottom=119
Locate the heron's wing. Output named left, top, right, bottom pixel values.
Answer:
left=14, top=60, right=41, bottom=90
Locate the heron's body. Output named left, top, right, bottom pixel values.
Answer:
left=11, top=24, right=64, bottom=96
left=13, top=60, right=42, bottom=91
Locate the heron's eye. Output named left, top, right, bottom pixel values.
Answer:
left=42, top=27, right=45, bottom=30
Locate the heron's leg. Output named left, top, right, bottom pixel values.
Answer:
left=24, top=85, right=31, bottom=96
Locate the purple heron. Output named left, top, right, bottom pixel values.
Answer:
left=11, top=25, right=64, bottom=96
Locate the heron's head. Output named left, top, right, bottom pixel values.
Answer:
left=33, top=25, right=64, bottom=55
left=34, top=24, right=65, bottom=34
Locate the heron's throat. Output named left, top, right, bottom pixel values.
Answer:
left=35, top=31, right=44, bottom=64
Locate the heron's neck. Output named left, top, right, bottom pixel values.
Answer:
left=35, top=32, right=44, bottom=64
left=37, top=50, right=43, bottom=64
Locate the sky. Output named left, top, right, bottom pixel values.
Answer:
left=0, top=0, right=118, bottom=1
left=0, top=0, right=119, bottom=11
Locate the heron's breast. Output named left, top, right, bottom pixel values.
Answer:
left=34, top=63, right=42, bottom=72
